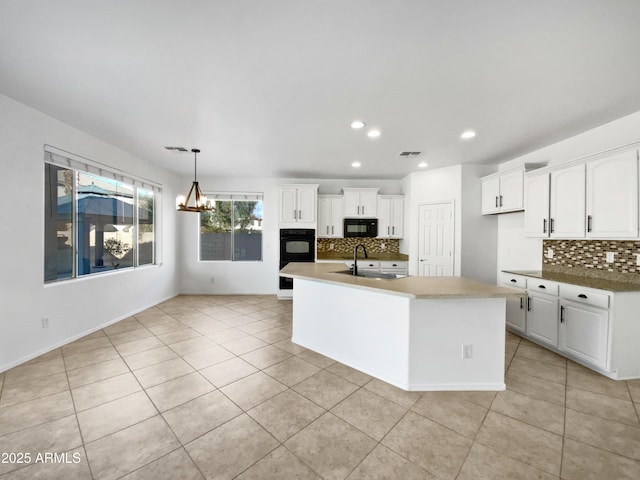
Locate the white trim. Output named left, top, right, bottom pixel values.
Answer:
left=44, top=144, right=162, bottom=192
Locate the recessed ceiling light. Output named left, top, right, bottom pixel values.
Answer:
left=460, top=130, right=476, bottom=140
left=350, top=120, right=366, bottom=129
left=367, top=129, right=381, bottom=138
left=418, top=162, right=428, bottom=168
left=351, top=161, right=361, bottom=168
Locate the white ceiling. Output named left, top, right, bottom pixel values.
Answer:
left=2, top=1, right=640, bottom=179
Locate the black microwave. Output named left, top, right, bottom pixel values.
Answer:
left=344, top=218, right=378, bottom=237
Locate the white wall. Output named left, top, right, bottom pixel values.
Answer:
left=401, top=164, right=498, bottom=283
left=496, top=110, right=640, bottom=276
left=0, top=94, right=180, bottom=372
left=178, top=176, right=403, bottom=295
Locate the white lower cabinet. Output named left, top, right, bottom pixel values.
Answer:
left=526, top=291, right=559, bottom=347
left=559, top=300, right=608, bottom=369
left=500, top=273, right=527, bottom=334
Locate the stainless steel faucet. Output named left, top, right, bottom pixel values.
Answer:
left=353, top=244, right=368, bottom=275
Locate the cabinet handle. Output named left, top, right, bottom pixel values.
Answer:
left=331, top=225, right=334, bottom=234
left=520, top=297, right=524, bottom=309
left=560, top=305, right=565, bottom=323
left=299, top=210, right=302, bottom=219
left=495, top=196, right=499, bottom=208
left=578, top=294, right=588, bottom=299
left=326, top=226, right=329, bottom=234
left=587, top=215, right=592, bottom=232
left=550, top=218, right=555, bottom=233
left=510, top=279, right=517, bottom=283
left=392, top=263, right=397, bottom=267
left=362, top=206, right=365, bottom=215
left=543, top=218, right=547, bottom=233
left=538, top=284, right=546, bottom=289
left=388, top=226, right=390, bottom=235
left=357, top=206, right=360, bottom=215
left=294, top=210, right=297, bottom=220
left=499, top=195, right=503, bottom=207
left=392, top=226, right=395, bottom=235
left=527, top=297, right=531, bottom=311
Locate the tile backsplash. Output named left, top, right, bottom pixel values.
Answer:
left=317, top=238, right=400, bottom=255
left=543, top=239, right=640, bottom=275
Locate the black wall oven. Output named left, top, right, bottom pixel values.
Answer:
left=279, top=228, right=315, bottom=290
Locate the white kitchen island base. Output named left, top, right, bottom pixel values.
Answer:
left=292, top=278, right=506, bottom=391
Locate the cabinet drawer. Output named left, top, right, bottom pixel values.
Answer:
left=527, top=279, right=559, bottom=295
left=380, top=261, right=408, bottom=270
left=344, top=261, right=380, bottom=270
left=560, top=285, right=609, bottom=309
left=499, top=273, right=527, bottom=289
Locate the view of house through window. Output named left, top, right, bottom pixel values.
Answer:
left=200, top=195, right=263, bottom=261
left=44, top=151, right=159, bottom=282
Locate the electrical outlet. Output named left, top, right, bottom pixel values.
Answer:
left=329, top=243, right=334, bottom=250
left=547, top=248, right=554, bottom=259
left=462, top=344, right=472, bottom=359
left=606, top=252, right=616, bottom=263
left=380, top=243, right=386, bottom=250
left=41, top=317, right=49, bottom=328
left=637, top=254, right=640, bottom=267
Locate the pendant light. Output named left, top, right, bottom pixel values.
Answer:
left=176, top=148, right=212, bottom=212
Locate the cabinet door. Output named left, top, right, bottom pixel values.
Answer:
left=317, top=196, right=332, bottom=237
left=586, top=151, right=639, bottom=238
left=389, top=197, right=404, bottom=238
left=297, top=187, right=317, bottom=223
left=550, top=164, right=585, bottom=238
left=377, top=197, right=391, bottom=238
left=359, top=191, right=377, bottom=217
left=559, top=301, right=608, bottom=369
left=499, top=169, right=524, bottom=212
left=526, top=293, right=559, bottom=347
left=524, top=174, right=550, bottom=237
left=330, top=197, right=343, bottom=237
left=481, top=177, right=500, bottom=214
left=343, top=191, right=361, bottom=217
left=506, top=294, right=526, bottom=333
left=279, top=187, right=298, bottom=223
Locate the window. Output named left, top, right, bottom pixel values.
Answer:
left=199, top=194, right=263, bottom=261
left=44, top=147, right=160, bottom=283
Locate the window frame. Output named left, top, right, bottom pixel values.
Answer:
left=198, top=193, right=263, bottom=263
left=44, top=146, right=161, bottom=284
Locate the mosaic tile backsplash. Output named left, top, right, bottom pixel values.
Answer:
left=317, top=238, right=400, bottom=255
left=543, top=239, right=640, bottom=275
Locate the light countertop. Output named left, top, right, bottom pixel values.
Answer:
left=281, top=262, right=521, bottom=299
left=316, top=253, right=409, bottom=262
left=503, top=269, right=640, bottom=292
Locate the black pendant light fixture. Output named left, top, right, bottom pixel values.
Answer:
left=176, top=148, right=212, bottom=212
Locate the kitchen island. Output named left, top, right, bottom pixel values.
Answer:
left=280, top=262, right=521, bottom=391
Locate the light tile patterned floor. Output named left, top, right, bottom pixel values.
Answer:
left=1, top=294, right=640, bottom=479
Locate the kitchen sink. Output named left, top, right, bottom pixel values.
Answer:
left=331, top=269, right=407, bottom=280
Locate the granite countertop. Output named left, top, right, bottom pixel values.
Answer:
left=281, top=262, right=521, bottom=299
left=502, top=269, right=640, bottom=292
left=316, top=252, right=409, bottom=262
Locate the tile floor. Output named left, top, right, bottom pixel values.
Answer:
left=1, top=294, right=640, bottom=479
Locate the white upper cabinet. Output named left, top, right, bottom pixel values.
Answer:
left=524, top=173, right=550, bottom=237
left=481, top=168, right=524, bottom=215
left=549, top=164, right=586, bottom=238
left=317, top=195, right=343, bottom=238
left=343, top=188, right=379, bottom=217
left=278, top=184, right=318, bottom=227
left=586, top=150, right=639, bottom=238
left=378, top=195, right=404, bottom=238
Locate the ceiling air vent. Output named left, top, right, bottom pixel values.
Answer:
left=397, top=151, right=422, bottom=158
left=164, top=146, right=189, bottom=152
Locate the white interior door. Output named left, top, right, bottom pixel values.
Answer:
left=418, top=202, right=453, bottom=276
